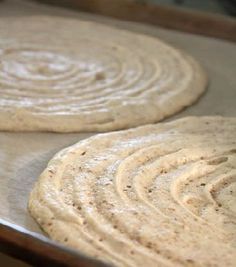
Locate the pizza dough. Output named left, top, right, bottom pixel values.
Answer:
left=0, top=16, right=207, bottom=132
left=29, top=116, right=236, bottom=266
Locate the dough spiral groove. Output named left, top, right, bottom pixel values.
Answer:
left=29, top=117, right=236, bottom=266
left=0, top=16, right=207, bottom=132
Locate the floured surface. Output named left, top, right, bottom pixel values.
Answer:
left=0, top=14, right=206, bottom=132
left=0, top=0, right=235, bottom=255
left=29, top=117, right=236, bottom=267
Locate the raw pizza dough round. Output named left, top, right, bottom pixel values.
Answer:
left=0, top=16, right=207, bottom=132
left=29, top=116, right=236, bottom=267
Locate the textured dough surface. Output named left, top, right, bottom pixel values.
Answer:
left=0, top=16, right=207, bottom=132
left=29, top=116, right=236, bottom=266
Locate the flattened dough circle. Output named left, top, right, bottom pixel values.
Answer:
left=29, top=117, right=236, bottom=266
left=0, top=16, right=207, bottom=132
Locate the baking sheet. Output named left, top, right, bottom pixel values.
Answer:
left=0, top=0, right=236, bottom=238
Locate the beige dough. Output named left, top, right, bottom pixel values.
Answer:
left=0, top=16, right=207, bottom=132
left=29, top=116, right=236, bottom=266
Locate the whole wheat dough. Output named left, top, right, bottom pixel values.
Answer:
left=29, top=116, right=236, bottom=266
left=0, top=16, right=207, bottom=132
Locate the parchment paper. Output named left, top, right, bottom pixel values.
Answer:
left=0, top=0, right=235, bottom=239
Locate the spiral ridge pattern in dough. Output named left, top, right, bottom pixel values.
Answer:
left=0, top=16, right=207, bottom=132
left=29, top=117, right=236, bottom=266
